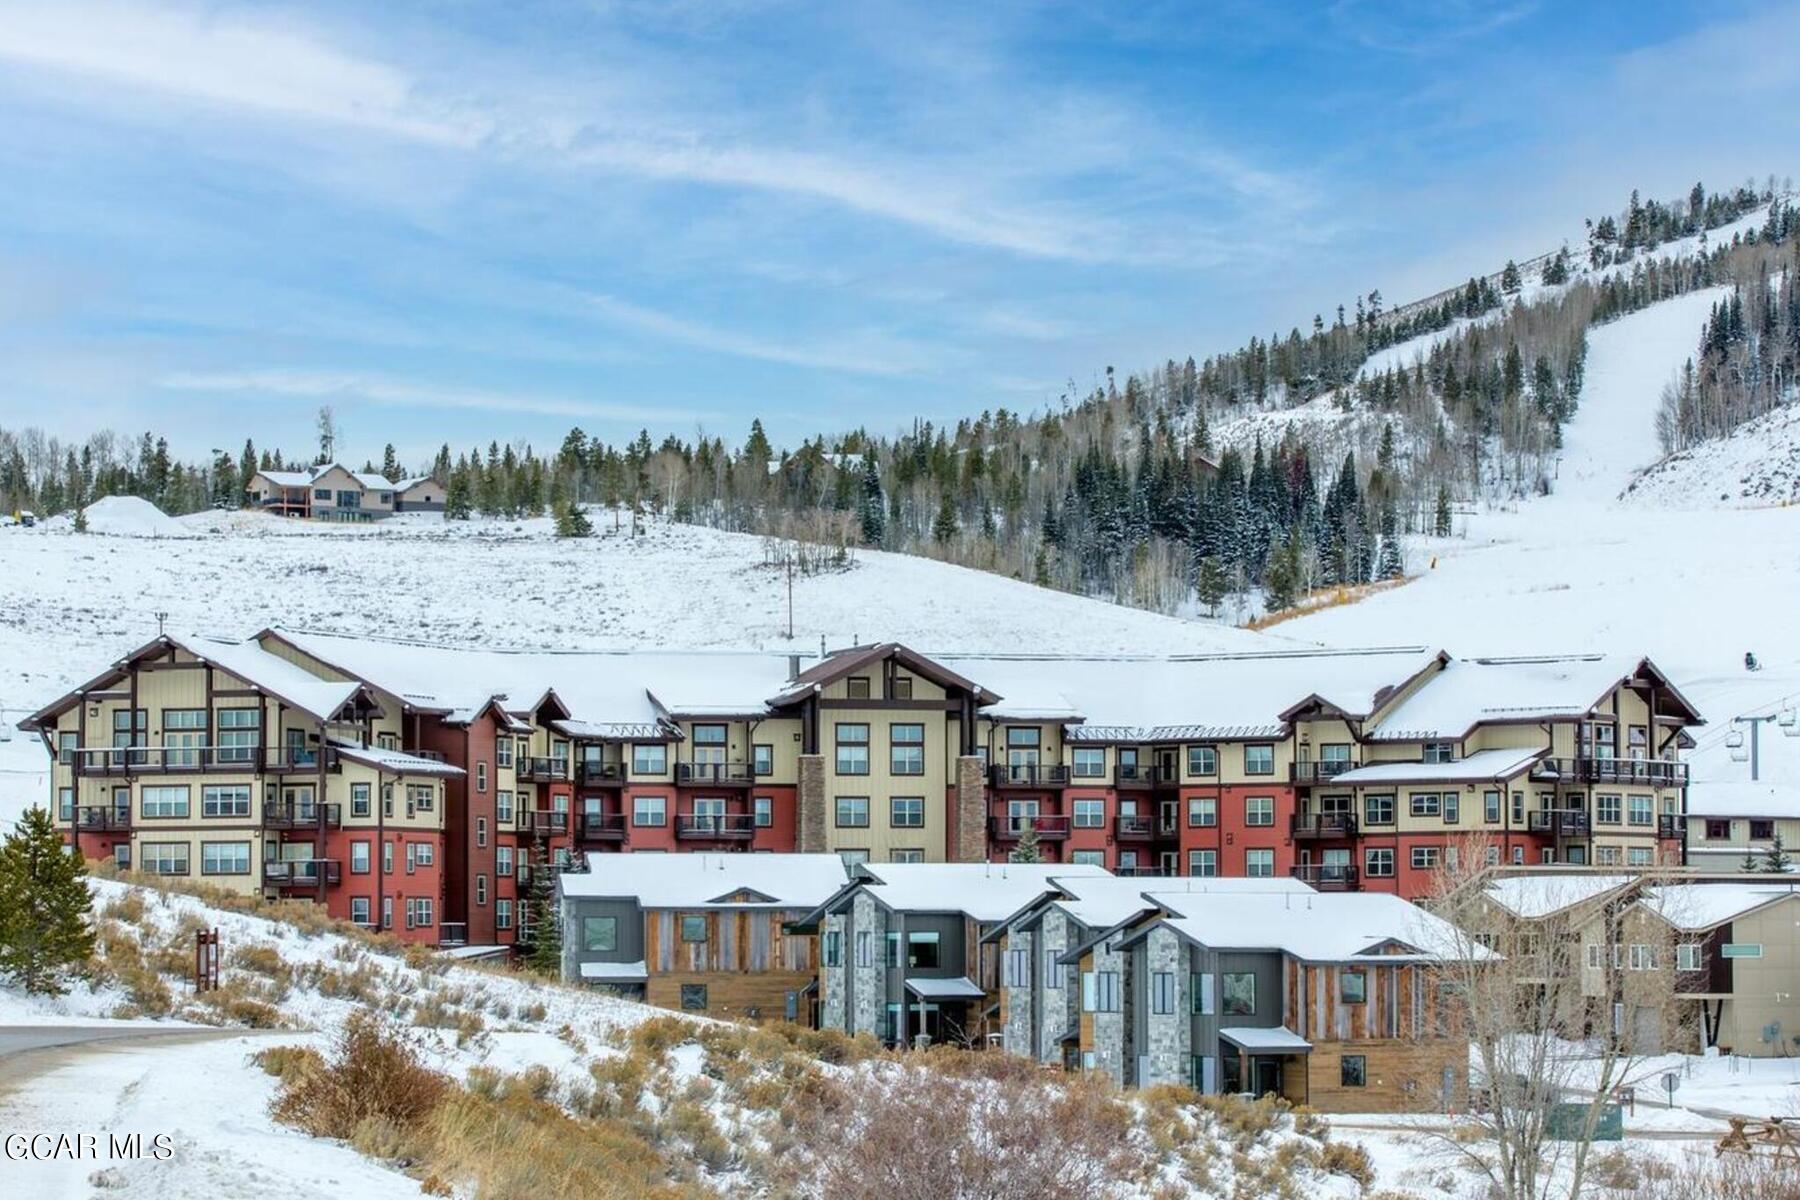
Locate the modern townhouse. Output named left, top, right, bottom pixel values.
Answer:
left=558, top=852, right=849, bottom=1021
left=799, top=862, right=1112, bottom=1046
left=1629, top=881, right=1800, bottom=1055
left=23, top=635, right=1703, bottom=951
left=987, top=875, right=1313, bottom=1078
left=1095, top=889, right=1484, bottom=1112
left=19, top=633, right=463, bottom=942
left=246, top=464, right=443, bottom=520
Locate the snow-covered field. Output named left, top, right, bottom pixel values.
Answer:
left=1627, top=402, right=1800, bottom=508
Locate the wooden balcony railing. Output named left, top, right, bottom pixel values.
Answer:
left=71, top=745, right=339, bottom=775
left=577, top=812, right=627, bottom=841
left=1538, top=757, right=1687, bottom=786
left=1291, top=864, right=1360, bottom=891
left=675, top=762, right=755, bottom=787
left=1291, top=760, right=1358, bottom=783
left=577, top=761, right=625, bottom=785
left=1291, top=813, right=1358, bottom=839
left=987, top=815, right=1072, bottom=842
left=675, top=813, right=757, bottom=839
left=989, top=764, right=1071, bottom=789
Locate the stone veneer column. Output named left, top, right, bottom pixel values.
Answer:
left=954, top=755, right=987, bottom=862
left=1002, top=928, right=1034, bottom=1055
left=797, top=754, right=826, bottom=852
left=1145, top=926, right=1191, bottom=1086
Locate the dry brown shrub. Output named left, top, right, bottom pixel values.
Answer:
left=1627, top=1147, right=1800, bottom=1200
left=269, top=1011, right=451, bottom=1139
left=1319, top=1140, right=1375, bottom=1188
left=253, top=1043, right=323, bottom=1081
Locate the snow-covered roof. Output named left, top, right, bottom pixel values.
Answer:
left=938, top=648, right=1438, bottom=739
left=1140, top=890, right=1486, bottom=963
left=579, top=960, right=649, bottom=982
left=1367, top=655, right=1650, bottom=740
left=1483, top=873, right=1638, bottom=920
left=852, top=863, right=1112, bottom=922
left=329, top=739, right=464, bottom=777
left=1640, top=882, right=1800, bottom=932
left=552, top=719, right=675, bottom=742
left=350, top=472, right=396, bottom=491
left=1686, top=781, right=1800, bottom=819
left=1220, top=1026, right=1312, bottom=1053
left=1048, top=875, right=1315, bottom=933
left=254, top=470, right=315, bottom=488
left=905, top=976, right=985, bottom=999
left=1332, top=747, right=1544, bottom=786
left=561, top=852, right=849, bottom=909
left=175, top=634, right=366, bottom=723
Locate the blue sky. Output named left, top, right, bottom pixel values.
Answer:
left=0, top=0, right=1795, bottom=468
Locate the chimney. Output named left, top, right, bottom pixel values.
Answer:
left=788, top=654, right=801, bottom=681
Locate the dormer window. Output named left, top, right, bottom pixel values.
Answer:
left=1423, top=742, right=1455, bottom=764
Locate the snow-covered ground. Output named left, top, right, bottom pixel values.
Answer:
left=1627, top=402, right=1800, bottom=508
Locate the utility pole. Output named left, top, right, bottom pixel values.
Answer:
left=785, top=550, right=794, bottom=641
left=154, top=610, right=168, bottom=637
left=1735, top=714, right=1780, bottom=781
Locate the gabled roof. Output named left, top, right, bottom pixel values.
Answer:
left=1639, top=882, right=1800, bottom=932
left=329, top=739, right=464, bottom=777
left=801, top=863, right=1112, bottom=926
left=768, top=642, right=998, bottom=707
left=1125, top=889, right=1490, bottom=964
left=560, top=852, right=849, bottom=910
left=1366, top=654, right=1703, bottom=742
left=1331, top=747, right=1545, bottom=786
left=1481, top=872, right=1640, bottom=921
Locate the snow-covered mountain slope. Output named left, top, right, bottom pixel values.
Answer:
left=1625, top=402, right=1800, bottom=508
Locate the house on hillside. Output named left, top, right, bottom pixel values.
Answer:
left=557, top=852, right=849, bottom=1021
left=246, top=464, right=437, bottom=520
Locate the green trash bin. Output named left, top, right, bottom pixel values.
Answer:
left=1545, top=1102, right=1623, bottom=1142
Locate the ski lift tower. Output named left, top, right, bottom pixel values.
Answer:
left=1730, top=712, right=1788, bottom=781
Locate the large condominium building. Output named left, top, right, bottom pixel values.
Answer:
left=21, top=633, right=1702, bottom=948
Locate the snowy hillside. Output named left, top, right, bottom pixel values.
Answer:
left=1625, top=403, right=1800, bottom=507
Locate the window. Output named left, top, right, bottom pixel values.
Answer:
left=1365, top=848, right=1395, bottom=878
left=1443, top=793, right=1460, bottom=823
left=1152, top=971, right=1176, bottom=1015
left=1513, top=845, right=1525, bottom=865
left=1072, top=748, right=1106, bottom=778
left=892, top=676, right=913, bottom=700
left=890, top=848, right=924, bottom=863
left=474, top=816, right=487, bottom=848
left=835, top=724, right=870, bottom=775
left=821, top=928, right=843, bottom=968
left=405, top=842, right=417, bottom=873
left=854, top=929, right=874, bottom=968
left=141, top=843, right=189, bottom=875
left=673, top=915, right=706, bottom=943
left=633, top=795, right=667, bottom=826
left=1004, top=948, right=1030, bottom=988
left=845, top=676, right=871, bottom=700
left=1628, top=944, right=1657, bottom=971
left=1221, top=972, right=1255, bottom=1016
left=201, top=842, right=250, bottom=875
left=382, top=897, right=393, bottom=929
left=350, top=897, right=371, bottom=926
left=1706, top=819, right=1731, bottom=840
left=836, top=796, right=870, bottom=827
left=1594, top=846, right=1620, bottom=865
left=1073, top=799, right=1104, bottom=828
left=1596, top=794, right=1621, bottom=824
left=383, top=842, right=394, bottom=873
left=1723, top=943, right=1764, bottom=959
left=1751, top=819, right=1776, bottom=840
left=495, top=899, right=513, bottom=930
left=1484, top=791, right=1501, bottom=822
left=888, top=796, right=923, bottom=828
left=1191, top=972, right=1215, bottom=1015
left=141, top=785, right=190, bottom=819
left=1245, top=849, right=1274, bottom=877
left=57, top=731, right=76, bottom=765
left=1423, top=742, right=1455, bottom=764
left=1364, top=794, right=1394, bottom=825
left=583, top=917, right=618, bottom=951
left=1244, top=744, right=1274, bottom=775
left=1676, top=943, right=1704, bottom=972
left=753, top=796, right=773, bottom=827
left=1188, top=795, right=1218, bottom=827
left=350, top=842, right=370, bottom=873
left=202, top=785, right=250, bottom=818
left=475, top=761, right=488, bottom=793
left=1627, top=846, right=1653, bottom=867
left=1044, top=950, right=1066, bottom=990
left=1340, top=1055, right=1367, bottom=1087
left=753, top=744, right=774, bottom=776
left=496, top=846, right=514, bottom=877
left=57, top=787, right=73, bottom=821
left=1187, top=745, right=1218, bottom=776
left=313, top=487, right=330, bottom=500
left=1512, top=791, right=1526, bottom=824
left=414, top=841, right=435, bottom=867
left=1411, top=846, right=1441, bottom=870
left=889, top=724, right=925, bottom=775
left=632, top=743, right=667, bottom=774
left=497, top=790, right=514, bottom=824
left=495, top=738, right=513, bottom=769
left=907, top=931, right=940, bottom=969
left=1245, top=796, right=1274, bottom=826
left=474, top=874, right=488, bottom=905
left=1341, top=971, right=1367, bottom=1004
left=351, top=783, right=371, bottom=818
left=405, top=898, right=436, bottom=930
left=215, top=708, right=259, bottom=763
left=692, top=723, right=728, bottom=751
left=1628, top=795, right=1653, bottom=827
left=1189, top=849, right=1217, bottom=877
left=1070, top=850, right=1105, bottom=866
left=1410, top=792, right=1441, bottom=817
left=1085, top=971, right=1121, bottom=1012
left=407, top=784, right=434, bottom=813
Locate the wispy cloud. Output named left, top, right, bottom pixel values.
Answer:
left=159, top=368, right=702, bottom=423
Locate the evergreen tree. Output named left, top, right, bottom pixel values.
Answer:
left=1009, top=821, right=1042, bottom=863
left=1262, top=533, right=1302, bottom=613
left=381, top=443, right=402, bottom=483
left=857, top=453, right=885, bottom=546
left=1195, top=555, right=1228, bottom=616
left=1765, top=833, right=1791, bottom=874
left=1501, top=260, right=1522, bottom=295
left=523, top=845, right=562, bottom=977
left=1433, top=486, right=1453, bottom=538
left=932, top=493, right=957, bottom=545
left=1742, top=847, right=1760, bottom=872
left=73, top=506, right=89, bottom=534
left=444, top=470, right=473, bottom=520
left=0, top=807, right=96, bottom=995
left=238, top=439, right=257, bottom=507
left=554, top=498, right=593, bottom=538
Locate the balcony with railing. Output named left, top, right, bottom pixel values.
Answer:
left=71, top=805, right=131, bottom=832
left=1536, top=756, right=1688, bottom=786
left=1527, top=810, right=1592, bottom=837
left=1291, top=863, right=1360, bottom=891
left=262, top=858, right=340, bottom=887
left=675, top=762, right=755, bottom=788
left=1290, top=760, right=1359, bottom=784
left=987, top=814, right=1072, bottom=842
left=70, top=745, right=340, bottom=776
left=1658, top=814, right=1682, bottom=839
left=675, top=812, right=757, bottom=840
left=439, top=922, right=469, bottom=947
left=1291, top=813, right=1358, bottom=840
left=1113, top=764, right=1177, bottom=789
left=577, top=761, right=626, bottom=786
left=517, top=756, right=570, bottom=782
left=989, top=763, right=1070, bottom=790
left=518, top=809, right=571, bottom=836
left=1114, top=813, right=1160, bottom=841
left=1113, top=865, right=1172, bottom=878
left=262, top=801, right=342, bottom=830
left=577, top=811, right=627, bottom=842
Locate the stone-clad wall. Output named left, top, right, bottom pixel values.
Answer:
left=822, top=911, right=847, bottom=1031
left=1093, top=938, right=1127, bottom=1085
left=1003, top=928, right=1034, bottom=1055
left=954, top=756, right=986, bottom=862
left=1144, top=926, right=1191, bottom=1085
left=1040, top=909, right=1072, bottom=1062
left=797, top=755, right=826, bottom=852
left=850, top=890, right=887, bottom=1037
